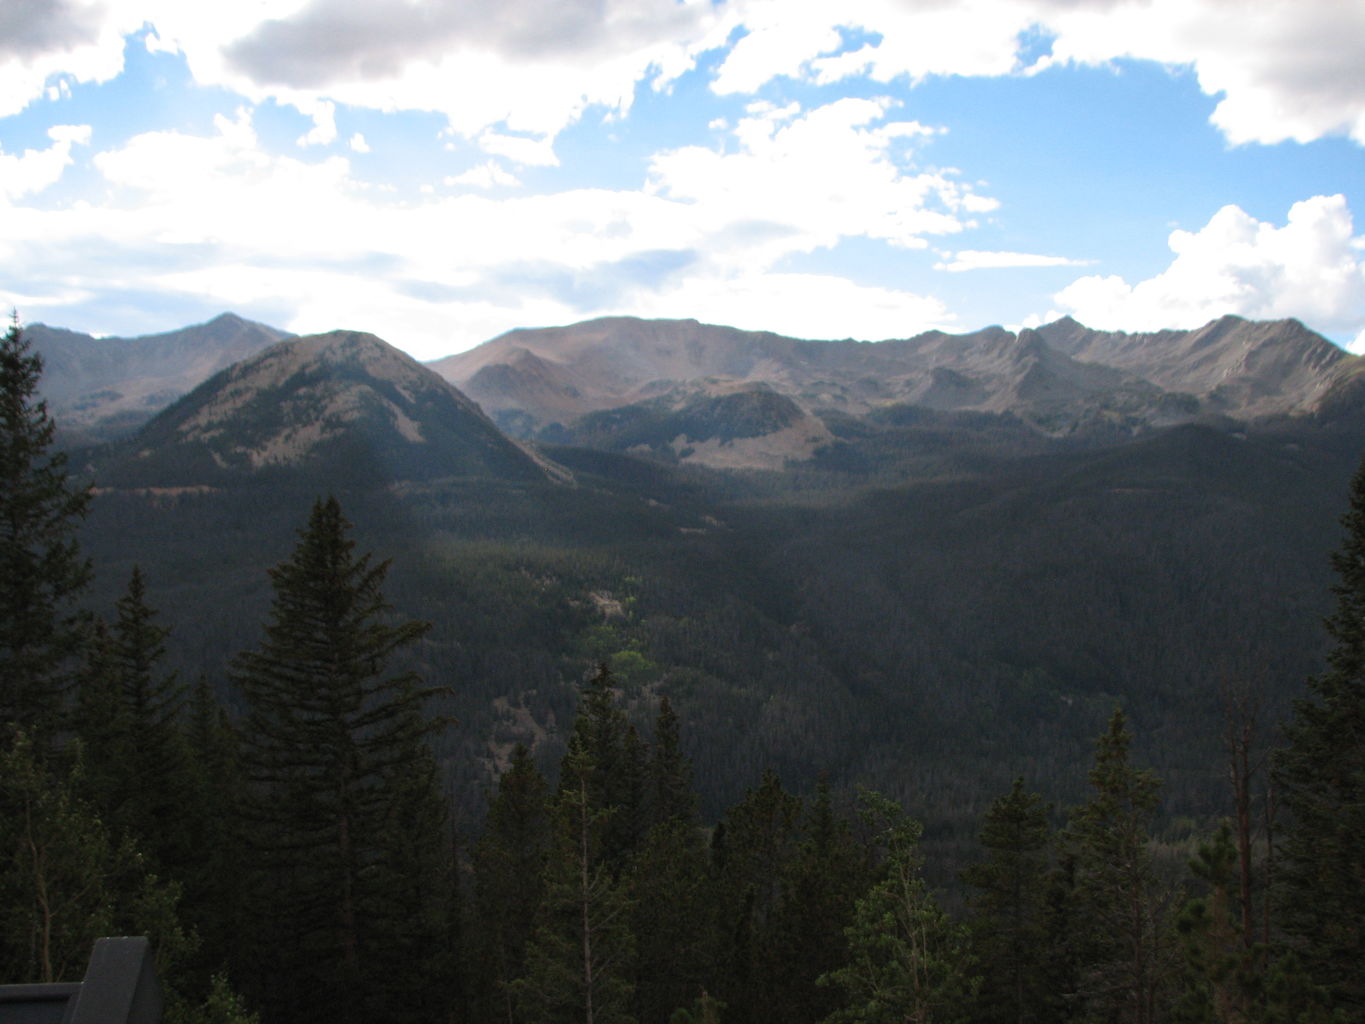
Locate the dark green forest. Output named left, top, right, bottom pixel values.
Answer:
left=4, top=317, right=1365, bottom=1023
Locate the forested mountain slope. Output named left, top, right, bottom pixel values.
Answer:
left=70, top=315, right=1365, bottom=860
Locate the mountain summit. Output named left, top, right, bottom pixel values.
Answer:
left=431, top=315, right=1351, bottom=458
left=28, top=312, right=290, bottom=442
left=104, top=330, right=558, bottom=487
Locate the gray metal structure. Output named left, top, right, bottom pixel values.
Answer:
left=0, top=937, right=163, bottom=1024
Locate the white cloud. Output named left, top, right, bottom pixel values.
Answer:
left=1036, top=0, right=1365, bottom=146
left=478, top=131, right=559, bottom=167
left=0, top=123, right=91, bottom=202
left=3, top=1, right=1361, bottom=148
left=4, top=107, right=962, bottom=357
left=348, top=132, right=369, bottom=153
left=444, top=162, right=521, bottom=190
left=935, top=249, right=1092, bottom=272
left=1049, top=195, right=1365, bottom=336
left=295, top=98, right=337, bottom=147
left=0, top=1, right=133, bottom=118
left=630, top=269, right=953, bottom=341
left=648, top=97, right=989, bottom=262
left=711, top=0, right=1365, bottom=147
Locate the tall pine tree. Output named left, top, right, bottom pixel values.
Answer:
left=472, top=744, right=552, bottom=1024
left=1274, top=455, right=1365, bottom=1016
left=75, top=567, right=191, bottom=874
left=1063, top=709, right=1176, bottom=1024
left=819, top=790, right=977, bottom=1024
left=232, top=496, right=449, bottom=1024
left=514, top=741, right=637, bottom=1024
left=961, top=777, right=1055, bottom=1024
left=0, top=315, right=91, bottom=741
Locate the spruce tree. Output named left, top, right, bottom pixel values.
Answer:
left=75, top=568, right=191, bottom=873
left=513, top=741, right=637, bottom=1024
left=960, top=777, right=1054, bottom=1024
left=566, top=664, right=646, bottom=871
left=1063, top=709, right=1176, bottom=1024
left=1275, top=455, right=1365, bottom=1015
left=1174, top=823, right=1263, bottom=1024
left=472, top=744, right=552, bottom=1024
left=232, top=496, right=446, bottom=1024
left=766, top=779, right=867, bottom=1024
left=180, top=679, right=249, bottom=990
left=819, top=790, right=977, bottom=1024
left=632, top=699, right=712, bottom=1024
left=709, top=768, right=803, bottom=1023
left=0, top=314, right=91, bottom=741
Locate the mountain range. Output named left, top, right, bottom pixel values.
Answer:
left=36, top=310, right=1365, bottom=860
left=27, top=312, right=291, bottom=444
left=35, top=311, right=1355, bottom=469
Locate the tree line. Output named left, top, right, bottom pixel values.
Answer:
left=3, top=316, right=1362, bottom=1023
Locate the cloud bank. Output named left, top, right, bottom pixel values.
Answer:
left=1049, top=195, right=1365, bottom=344
left=3, top=1, right=1363, bottom=146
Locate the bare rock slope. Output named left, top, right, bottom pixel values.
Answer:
left=430, top=314, right=1352, bottom=466
left=107, top=330, right=559, bottom=486
left=29, top=312, right=291, bottom=441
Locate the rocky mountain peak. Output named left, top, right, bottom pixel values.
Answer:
left=108, top=330, right=558, bottom=487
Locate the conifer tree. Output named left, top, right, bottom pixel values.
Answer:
left=180, top=679, right=249, bottom=988
left=819, top=790, right=976, bottom=1024
left=232, top=496, right=447, bottom=1024
left=514, top=741, right=637, bottom=1024
left=567, top=665, right=646, bottom=871
left=1275, top=456, right=1365, bottom=1016
left=646, top=696, right=696, bottom=830
left=710, top=768, right=803, bottom=1023
left=75, top=568, right=191, bottom=873
left=960, top=777, right=1055, bottom=1024
left=1063, top=709, right=1175, bottom=1024
left=0, top=731, right=194, bottom=1001
left=767, top=779, right=867, bottom=1024
left=1174, top=823, right=1263, bottom=1024
left=472, top=744, right=552, bottom=1024
left=0, top=315, right=91, bottom=741
left=632, top=699, right=712, bottom=1024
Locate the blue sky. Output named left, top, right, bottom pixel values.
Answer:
left=1, top=0, right=1362, bottom=360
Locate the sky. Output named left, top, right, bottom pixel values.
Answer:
left=1, top=0, right=1363, bottom=361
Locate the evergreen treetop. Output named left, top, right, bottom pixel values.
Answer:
left=0, top=314, right=92, bottom=739
left=1275, top=456, right=1365, bottom=1016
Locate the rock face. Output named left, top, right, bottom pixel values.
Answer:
left=429, top=314, right=1354, bottom=466
left=28, top=313, right=291, bottom=441
left=107, top=330, right=558, bottom=487
left=1033, top=314, right=1347, bottom=418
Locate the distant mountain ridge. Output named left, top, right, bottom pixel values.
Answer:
left=28, top=312, right=290, bottom=442
left=432, top=314, right=1353, bottom=465
left=102, top=329, right=560, bottom=487
left=32, top=309, right=1358, bottom=471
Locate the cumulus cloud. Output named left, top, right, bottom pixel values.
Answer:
left=0, top=123, right=91, bottom=202
left=1035, top=0, right=1365, bottom=145
left=647, top=97, right=989, bottom=261
left=295, top=98, right=337, bottom=147
left=3, top=105, right=961, bottom=356
left=214, top=0, right=723, bottom=138
left=444, top=162, right=521, bottom=190
left=1049, top=195, right=1365, bottom=337
left=479, top=131, right=559, bottom=167
left=3, top=1, right=1362, bottom=148
left=935, top=249, right=1092, bottom=272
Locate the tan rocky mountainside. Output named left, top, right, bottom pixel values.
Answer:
left=430, top=315, right=1352, bottom=459
left=28, top=312, right=290, bottom=441
left=107, top=330, right=559, bottom=486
